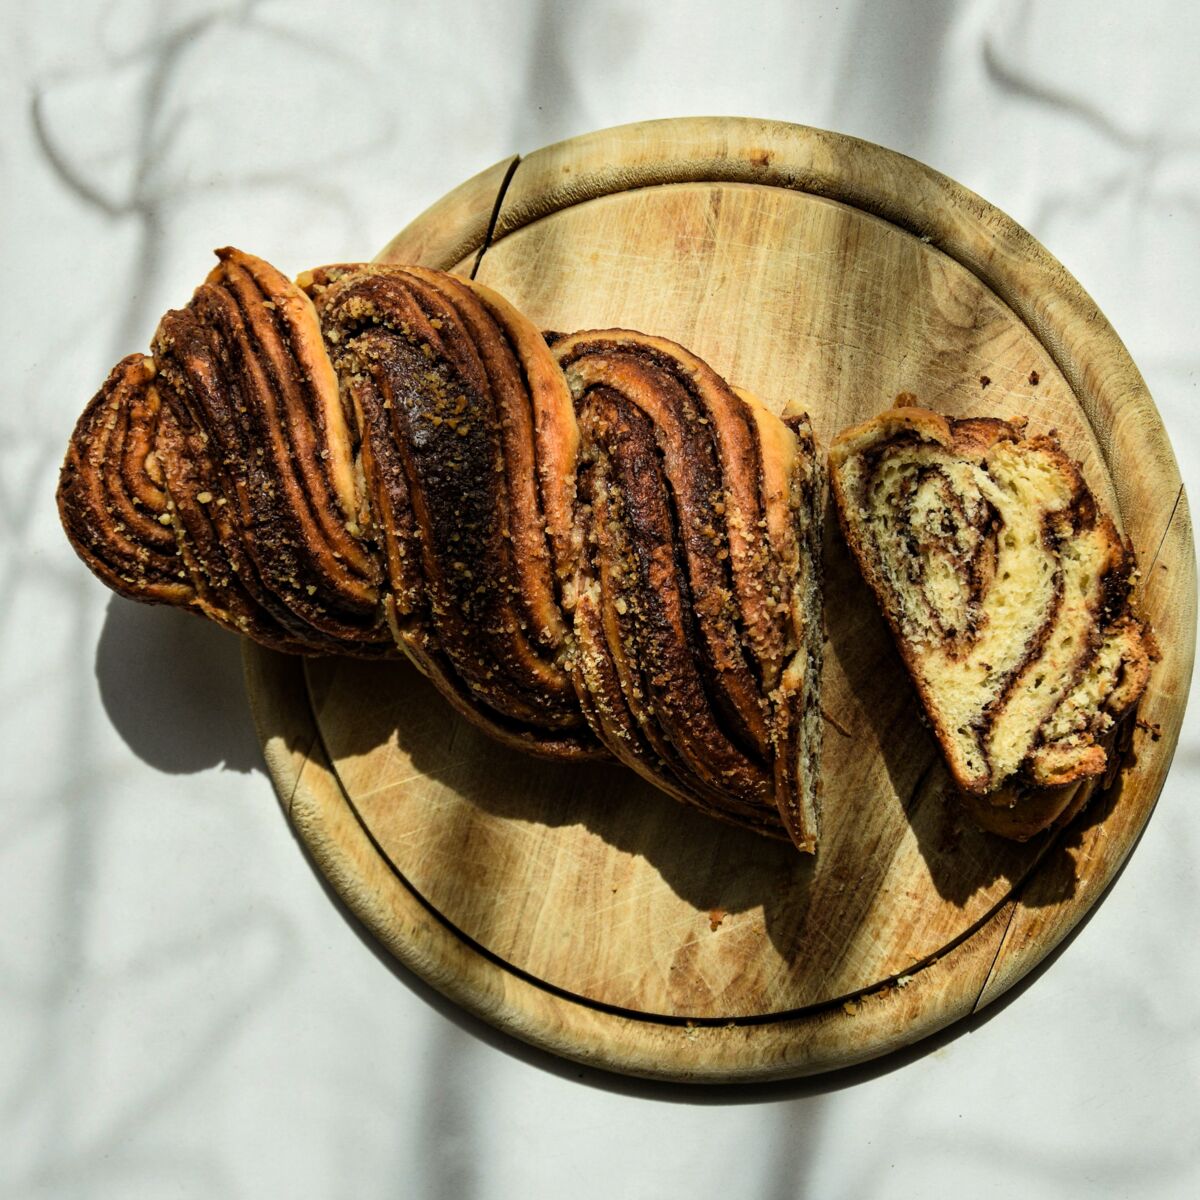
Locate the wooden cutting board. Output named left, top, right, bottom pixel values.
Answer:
left=244, top=118, right=1195, bottom=1082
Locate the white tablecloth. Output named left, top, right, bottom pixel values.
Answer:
left=3, top=2, right=1198, bottom=1196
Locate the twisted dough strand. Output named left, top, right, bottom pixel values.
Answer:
left=306, top=262, right=595, bottom=758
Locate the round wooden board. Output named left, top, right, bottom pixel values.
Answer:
left=245, top=118, right=1195, bottom=1083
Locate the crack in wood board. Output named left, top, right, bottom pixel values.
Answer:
left=1147, top=482, right=1185, bottom=573
left=470, top=154, right=522, bottom=279
left=902, top=758, right=937, bottom=817
left=970, top=830, right=1061, bottom=1013
left=284, top=731, right=320, bottom=820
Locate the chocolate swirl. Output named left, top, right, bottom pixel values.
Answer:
left=829, top=403, right=1154, bottom=831
left=59, top=250, right=826, bottom=848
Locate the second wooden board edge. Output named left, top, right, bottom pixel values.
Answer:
left=243, top=643, right=1023, bottom=1082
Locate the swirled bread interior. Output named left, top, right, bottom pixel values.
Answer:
left=829, top=402, right=1153, bottom=832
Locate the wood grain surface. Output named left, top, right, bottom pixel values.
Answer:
left=245, top=117, right=1195, bottom=1082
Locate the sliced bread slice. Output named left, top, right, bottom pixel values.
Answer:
left=829, top=402, right=1154, bottom=834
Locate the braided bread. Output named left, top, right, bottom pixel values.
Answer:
left=829, top=402, right=1154, bottom=836
left=59, top=249, right=824, bottom=850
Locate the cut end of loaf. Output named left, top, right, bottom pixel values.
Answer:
left=829, top=402, right=1154, bottom=838
left=551, top=330, right=825, bottom=851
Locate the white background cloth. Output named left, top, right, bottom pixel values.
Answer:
left=2, top=2, right=1198, bottom=1196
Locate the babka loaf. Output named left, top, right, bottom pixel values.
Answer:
left=829, top=402, right=1154, bottom=836
left=58, top=249, right=823, bottom=850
